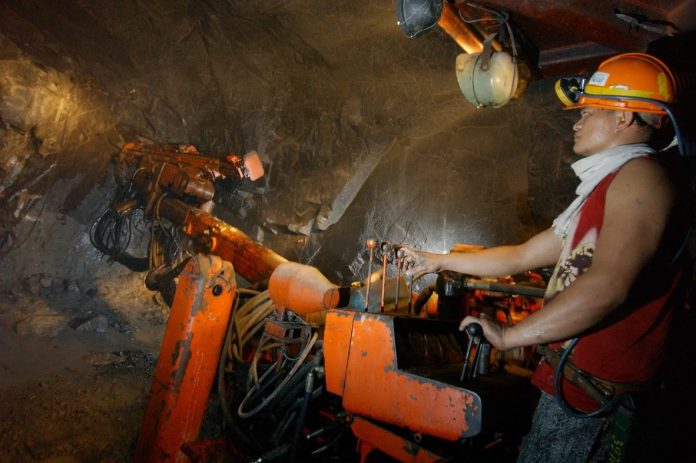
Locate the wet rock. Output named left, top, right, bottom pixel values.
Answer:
left=83, top=351, right=127, bottom=367
left=70, top=314, right=109, bottom=333
left=14, top=312, right=66, bottom=337
left=21, top=274, right=45, bottom=295
left=83, top=350, right=155, bottom=370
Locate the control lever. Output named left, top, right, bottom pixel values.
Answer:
left=407, top=274, right=414, bottom=315
left=364, top=239, right=377, bottom=311
left=394, top=247, right=405, bottom=311
left=379, top=241, right=391, bottom=313
left=473, top=337, right=491, bottom=377
left=459, top=322, right=487, bottom=381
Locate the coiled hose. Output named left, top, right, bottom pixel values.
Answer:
left=237, top=331, right=318, bottom=419
left=218, top=288, right=275, bottom=424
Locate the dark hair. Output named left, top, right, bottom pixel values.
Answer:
left=634, top=112, right=662, bottom=128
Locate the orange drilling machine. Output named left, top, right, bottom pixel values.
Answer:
left=92, top=141, right=543, bottom=463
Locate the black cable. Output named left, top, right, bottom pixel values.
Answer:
left=89, top=182, right=149, bottom=271
left=552, top=338, right=623, bottom=418
left=289, top=368, right=315, bottom=463
left=309, top=428, right=350, bottom=457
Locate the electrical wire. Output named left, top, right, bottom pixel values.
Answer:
left=459, top=1, right=518, bottom=59
left=218, top=290, right=243, bottom=425
left=218, top=289, right=269, bottom=417
left=218, top=287, right=281, bottom=433
left=237, top=331, right=318, bottom=419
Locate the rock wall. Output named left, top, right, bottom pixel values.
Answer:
left=0, top=0, right=577, bottom=294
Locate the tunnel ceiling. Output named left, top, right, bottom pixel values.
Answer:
left=469, top=0, right=696, bottom=76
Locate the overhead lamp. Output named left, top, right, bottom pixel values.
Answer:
left=396, top=0, right=526, bottom=108
left=395, top=0, right=443, bottom=38
left=455, top=44, right=519, bottom=108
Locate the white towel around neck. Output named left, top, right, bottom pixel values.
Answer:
left=552, top=143, right=655, bottom=237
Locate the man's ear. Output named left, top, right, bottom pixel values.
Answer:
left=615, top=110, right=633, bottom=130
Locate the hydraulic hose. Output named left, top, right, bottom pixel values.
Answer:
left=289, top=367, right=317, bottom=463
left=237, top=332, right=318, bottom=419
left=552, top=337, right=623, bottom=418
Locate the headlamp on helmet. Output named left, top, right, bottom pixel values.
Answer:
left=554, top=76, right=587, bottom=106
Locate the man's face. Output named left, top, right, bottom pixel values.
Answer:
left=572, top=107, right=619, bottom=156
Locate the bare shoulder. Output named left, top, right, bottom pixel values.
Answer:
left=610, top=156, right=675, bottom=201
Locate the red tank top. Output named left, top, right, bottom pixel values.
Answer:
left=531, top=166, right=680, bottom=411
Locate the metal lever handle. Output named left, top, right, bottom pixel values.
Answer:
left=379, top=241, right=391, bottom=312
left=460, top=323, right=490, bottom=381
left=460, top=335, right=475, bottom=382
left=364, top=239, right=377, bottom=311
left=466, top=322, right=484, bottom=338
left=394, top=248, right=405, bottom=311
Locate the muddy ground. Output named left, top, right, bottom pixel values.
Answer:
left=0, top=271, right=165, bottom=463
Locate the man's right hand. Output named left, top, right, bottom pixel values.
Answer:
left=459, top=314, right=506, bottom=351
left=400, top=246, right=441, bottom=277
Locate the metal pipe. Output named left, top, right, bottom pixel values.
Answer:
left=157, top=196, right=287, bottom=284
left=394, top=248, right=404, bottom=311
left=464, top=278, right=546, bottom=298
left=364, top=239, right=377, bottom=311
left=379, top=242, right=391, bottom=313
left=437, top=1, right=484, bottom=53
left=471, top=337, right=482, bottom=379
left=460, top=335, right=475, bottom=382
left=408, top=275, right=414, bottom=315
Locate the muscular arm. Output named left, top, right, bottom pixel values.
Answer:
left=476, top=158, right=676, bottom=350
left=401, top=228, right=561, bottom=278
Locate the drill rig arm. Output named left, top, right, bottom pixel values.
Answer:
left=154, top=195, right=286, bottom=283
left=97, top=141, right=530, bottom=463
left=118, top=141, right=264, bottom=182
left=92, top=140, right=280, bottom=300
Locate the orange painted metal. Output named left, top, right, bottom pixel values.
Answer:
left=119, top=141, right=254, bottom=181
left=157, top=197, right=287, bottom=283
left=324, top=310, right=481, bottom=441
left=135, top=254, right=237, bottom=462
left=352, top=416, right=444, bottom=463
left=323, top=311, right=355, bottom=396
left=437, top=1, right=484, bottom=53
left=269, top=262, right=341, bottom=314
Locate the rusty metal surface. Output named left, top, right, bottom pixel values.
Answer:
left=324, top=311, right=356, bottom=396
left=135, top=254, right=237, bottom=463
left=268, top=261, right=340, bottom=316
left=466, top=1, right=692, bottom=77
left=325, top=310, right=481, bottom=441
left=119, top=141, right=248, bottom=181
left=479, top=0, right=685, bottom=46
left=438, top=2, right=484, bottom=53
left=352, top=416, right=444, bottom=463
left=157, top=197, right=287, bottom=284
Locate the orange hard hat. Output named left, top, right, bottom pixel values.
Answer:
left=555, top=52, right=677, bottom=115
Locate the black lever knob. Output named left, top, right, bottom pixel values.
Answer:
left=466, top=322, right=483, bottom=338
